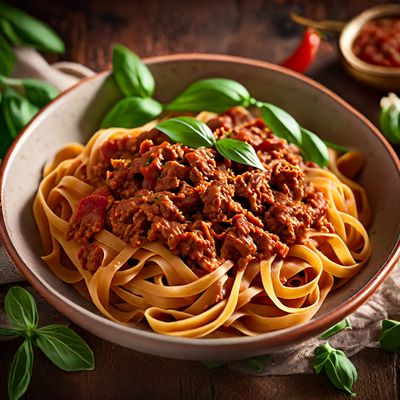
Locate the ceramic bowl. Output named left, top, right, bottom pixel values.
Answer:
left=1, top=54, right=399, bottom=361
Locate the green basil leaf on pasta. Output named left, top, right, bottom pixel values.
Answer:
left=201, top=361, right=226, bottom=369
left=101, top=96, right=162, bottom=129
left=244, top=354, right=271, bottom=373
left=5, top=286, right=39, bottom=330
left=112, top=44, right=155, bottom=98
left=0, top=33, right=15, bottom=76
left=165, top=78, right=250, bottom=113
left=379, top=93, right=400, bottom=145
left=323, top=140, right=348, bottom=154
left=313, top=343, right=357, bottom=397
left=0, top=75, right=59, bottom=107
left=0, top=3, right=64, bottom=53
left=156, top=116, right=216, bottom=148
left=320, top=318, right=351, bottom=340
left=0, top=18, right=24, bottom=46
left=1, top=87, right=39, bottom=137
left=379, top=319, right=400, bottom=353
left=215, top=138, right=267, bottom=171
left=259, top=102, right=302, bottom=145
left=35, top=325, right=94, bottom=371
left=301, top=127, right=329, bottom=167
left=8, top=339, right=33, bottom=400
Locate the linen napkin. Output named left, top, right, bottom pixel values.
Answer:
left=0, top=50, right=398, bottom=374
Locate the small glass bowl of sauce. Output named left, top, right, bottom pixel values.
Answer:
left=340, top=4, right=400, bottom=89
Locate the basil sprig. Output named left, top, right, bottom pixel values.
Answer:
left=101, top=96, right=162, bottom=129
left=320, top=318, right=351, bottom=340
left=1, top=286, right=94, bottom=400
left=379, top=92, right=400, bottom=144
left=379, top=319, right=400, bottom=353
left=313, top=343, right=357, bottom=397
left=0, top=33, right=15, bottom=76
left=165, top=78, right=250, bottom=113
left=323, top=140, right=348, bottom=154
left=301, top=127, right=330, bottom=167
left=113, top=44, right=155, bottom=98
left=0, top=3, right=64, bottom=53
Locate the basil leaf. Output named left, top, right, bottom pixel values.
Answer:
left=301, top=127, right=329, bottom=167
left=0, top=3, right=64, bottom=53
left=215, top=138, right=266, bottom=171
left=0, top=33, right=15, bottom=76
left=379, top=319, right=400, bottom=353
left=165, top=78, right=250, bottom=113
left=0, top=95, right=13, bottom=159
left=0, top=326, right=21, bottom=336
left=259, top=102, right=302, bottom=145
left=244, top=355, right=271, bottom=373
left=0, top=18, right=24, bottom=46
left=112, top=44, right=155, bottom=98
left=156, top=116, right=216, bottom=148
left=5, top=286, right=38, bottom=331
left=323, top=140, right=348, bottom=154
left=201, top=361, right=226, bottom=369
left=313, top=343, right=357, bottom=397
left=380, top=100, right=400, bottom=145
left=8, top=339, right=33, bottom=400
left=2, top=87, right=39, bottom=137
left=35, top=325, right=94, bottom=371
left=0, top=75, right=59, bottom=107
left=101, top=96, right=162, bottom=129
left=320, top=318, right=351, bottom=339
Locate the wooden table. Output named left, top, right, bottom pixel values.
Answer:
left=1, top=1, right=398, bottom=399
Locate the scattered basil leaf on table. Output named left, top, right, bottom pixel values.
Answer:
left=379, top=319, right=400, bottom=353
left=320, top=318, right=351, bottom=340
left=0, top=33, right=15, bottom=76
left=259, top=102, right=302, bottom=145
left=5, top=286, right=39, bottom=331
left=35, top=325, right=95, bottom=371
left=216, top=138, right=267, bottom=172
left=201, top=361, right=226, bottom=369
left=113, top=44, right=155, bottom=98
left=379, top=93, right=400, bottom=145
left=0, top=3, right=65, bottom=53
left=156, top=116, right=216, bottom=148
left=1, top=87, right=39, bottom=137
left=300, top=127, right=329, bottom=167
left=165, top=78, right=250, bottom=113
left=313, top=342, right=357, bottom=397
left=8, top=339, right=33, bottom=400
left=0, top=286, right=95, bottom=399
left=0, top=75, right=59, bottom=107
left=323, top=140, right=348, bottom=154
left=101, top=96, right=162, bottom=129
left=0, top=18, right=24, bottom=46
left=244, top=354, right=271, bottom=373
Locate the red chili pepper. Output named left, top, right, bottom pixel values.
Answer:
left=281, top=28, right=321, bottom=73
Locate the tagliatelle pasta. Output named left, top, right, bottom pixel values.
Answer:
left=33, top=108, right=371, bottom=338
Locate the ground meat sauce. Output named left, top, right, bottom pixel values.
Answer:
left=352, top=17, right=400, bottom=68
left=68, top=107, right=333, bottom=273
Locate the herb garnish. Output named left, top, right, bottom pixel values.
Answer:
left=1, top=286, right=94, bottom=400
left=379, top=319, right=400, bottom=353
left=320, top=318, right=351, bottom=340
left=313, top=342, right=357, bottom=397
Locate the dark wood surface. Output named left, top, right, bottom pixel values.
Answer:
left=1, top=1, right=399, bottom=399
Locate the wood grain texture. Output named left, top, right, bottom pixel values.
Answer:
left=1, top=0, right=399, bottom=399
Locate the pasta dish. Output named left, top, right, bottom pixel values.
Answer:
left=33, top=107, right=371, bottom=337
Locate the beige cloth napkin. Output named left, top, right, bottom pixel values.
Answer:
left=0, top=51, right=398, bottom=374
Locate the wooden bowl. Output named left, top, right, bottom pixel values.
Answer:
left=1, top=54, right=399, bottom=361
left=339, top=4, right=400, bottom=90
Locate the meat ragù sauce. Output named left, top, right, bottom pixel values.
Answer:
left=68, top=108, right=333, bottom=274
left=352, top=17, right=400, bottom=67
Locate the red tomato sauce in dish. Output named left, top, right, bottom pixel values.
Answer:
left=352, top=17, right=400, bottom=67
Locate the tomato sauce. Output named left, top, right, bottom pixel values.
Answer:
left=352, top=17, right=400, bottom=67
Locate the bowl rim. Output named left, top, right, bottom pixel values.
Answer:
left=1, top=52, right=399, bottom=351
left=339, top=3, right=400, bottom=77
